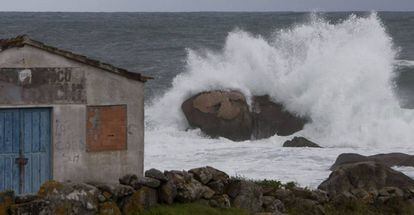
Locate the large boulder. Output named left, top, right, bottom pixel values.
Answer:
left=318, top=161, right=414, bottom=198
left=182, top=91, right=308, bottom=141
left=182, top=91, right=253, bottom=141
left=252, top=95, right=308, bottom=139
left=330, top=153, right=414, bottom=170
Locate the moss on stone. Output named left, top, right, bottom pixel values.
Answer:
left=99, top=202, right=121, bottom=215
left=0, top=190, right=15, bottom=215
left=37, top=180, right=64, bottom=198
left=122, top=189, right=146, bottom=215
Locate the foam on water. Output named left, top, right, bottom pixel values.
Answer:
left=145, top=13, right=414, bottom=186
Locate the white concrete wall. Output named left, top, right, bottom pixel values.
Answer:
left=0, top=45, right=145, bottom=183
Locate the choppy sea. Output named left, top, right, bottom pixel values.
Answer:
left=2, top=12, right=414, bottom=187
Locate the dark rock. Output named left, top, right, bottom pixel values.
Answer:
left=318, top=161, right=414, bottom=198
left=182, top=91, right=309, bottom=141
left=158, top=180, right=177, bottom=204
left=119, top=174, right=138, bottom=186
left=227, top=180, right=263, bottom=214
left=9, top=200, right=51, bottom=215
left=189, top=166, right=229, bottom=186
left=207, top=180, right=226, bottom=194
left=165, top=171, right=215, bottom=203
left=262, top=196, right=285, bottom=213
left=88, top=183, right=134, bottom=201
left=283, top=137, right=321, bottom=148
left=189, top=166, right=214, bottom=184
left=182, top=90, right=253, bottom=141
left=330, top=153, right=414, bottom=170
left=252, top=95, right=308, bottom=138
left=145, top=168, right=169, bottom=182
left=131, top=177, right=161, bottom=189
left=209, top=194, right=231, bottom=208
left=122, top=187, right=158, bottom=214
left=15, top=194, right=38, bottom=204
left=290, top=187, right=328, bottom=203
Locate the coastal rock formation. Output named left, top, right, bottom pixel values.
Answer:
left=181, top=91, right=253, bottom=141
left=252, top=95, right=308, bottom=139
left=330, top=153, right=414, bottom=170
left=182, top=91, right=308, bottom=141
left=283, top=137, right=322, bottom=148
left=318, top=161, right=414, bottom=197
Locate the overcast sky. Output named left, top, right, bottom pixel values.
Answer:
left=1, top=0, right=413, bottom=12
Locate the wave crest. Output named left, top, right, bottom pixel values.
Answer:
left=147, top=12, right=414, bottom=147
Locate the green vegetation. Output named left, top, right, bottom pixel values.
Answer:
left=287, top=198, right=414, bottom=215
left=133, top=203, right=248, bottom=215
left=232, top=175, right=297, bottom=190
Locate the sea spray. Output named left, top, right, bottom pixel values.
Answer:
left=147, top=12, right=414, bottom=148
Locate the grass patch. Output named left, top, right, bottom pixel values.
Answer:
left=135, top=203, right=248, bottom=215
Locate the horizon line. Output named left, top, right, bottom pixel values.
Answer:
left=0, top=10, right=413, bottom=13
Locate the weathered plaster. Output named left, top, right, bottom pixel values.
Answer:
left=0, top=45, right=145, bottom=184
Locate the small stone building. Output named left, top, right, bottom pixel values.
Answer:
left=0, top=35, right=150, bottom=193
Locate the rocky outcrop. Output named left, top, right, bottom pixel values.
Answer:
left=182, top=91, right=308, bottom=141
left=181, top=91, right=253, bottom=141
left=252, top=95, right=307, bottom=139
left=283, top=137, right=321, bottom=148
left=319, top=161, right=414, bottom=197
left=330, top=153, right=414, bottom=170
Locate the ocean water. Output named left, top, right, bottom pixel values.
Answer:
left=1, top=12, right=414, bottom=187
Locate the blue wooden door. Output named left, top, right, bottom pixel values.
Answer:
left=0, top=108, right=51, bottom=194
left=0, top=110, right=20, bottom=192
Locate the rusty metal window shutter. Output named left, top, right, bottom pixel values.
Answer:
left=86, top=105, right=127, bottom=152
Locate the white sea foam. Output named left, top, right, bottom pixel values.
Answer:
left=145, top=13, right=414, bottom=186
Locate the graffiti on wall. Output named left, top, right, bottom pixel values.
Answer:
left=0, top=67, right=86, bottom=104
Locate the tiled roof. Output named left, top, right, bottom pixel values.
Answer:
left=0, top=35, right=152, bottom=83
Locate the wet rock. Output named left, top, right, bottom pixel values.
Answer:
left=145, top=168, right=169, bottom=182
left=209, top=194, right=231, bottom=208
left=330, top=153, right=414, bottom=170
left=182, top=91, right=308, bottom=141
left=227, top=179, right=263, bottom=214
left=37, top=180, right=100, bottom=215
left=252, top=95, right=308, bottom=138
left=123, top=187, right=157, bottom=214
left=282, top=137, right=321, bottom=148
left=182, top=90, right=253, bottom=141
left=318, top=161, right=414, bottom=198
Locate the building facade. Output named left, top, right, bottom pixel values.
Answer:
left=0, top=35, right=150, bottom=193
